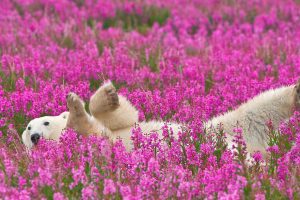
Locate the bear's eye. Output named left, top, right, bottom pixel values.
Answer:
left=28, top=126, right=31, bottom=130
left=44, top=122, right=50, bottom=126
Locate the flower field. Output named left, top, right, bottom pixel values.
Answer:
left=0, top=0, right=300, bottom=199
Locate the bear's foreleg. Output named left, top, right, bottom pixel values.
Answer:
left=66, top=92, right=107, bottom=136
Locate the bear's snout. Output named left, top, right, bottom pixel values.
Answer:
left=31, top=133, right=40, bottom=145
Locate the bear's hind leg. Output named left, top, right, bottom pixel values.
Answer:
left=89, top=81, right=138, bottom=130
left=89, top=82, right=120, bottom=115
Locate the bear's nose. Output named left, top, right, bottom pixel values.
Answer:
left=31, top=133, right=40, bottom=145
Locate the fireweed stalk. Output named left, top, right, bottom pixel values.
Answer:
left=0, top=0, right=299, bottom=199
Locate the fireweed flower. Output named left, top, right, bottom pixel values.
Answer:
left=119, top=185, right=132, bottom=199
left=82, top=184, right=95, bottom=200
left=103, top=179, right=116, bottom=195
left=267, top=145, right=280, bottom=154
left=252, top=151, right=263, bottom=163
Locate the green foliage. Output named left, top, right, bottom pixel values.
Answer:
left=61, top=35, right=75, bottom=49
left=134, top=44, right=162, bottom=72
left=12, top=1, right=25, bottom=17
left=87, top=17, right=96, bottom=29
left=245, top=9, right=257, bottom=24
left=280, top=50, right=287, bottom=63
left=211, top=127, right=228, bottom=165
left=243, top=183, right=252, bottom=199
left=0, top=67, right=17, bottom=92
left=85, top=162, right=91, bottom=181
left=111, top=80, right=127, bottom=91
left=10, top=176, right=18, bottom=187
left=213, top=149, right=222, bottom=162
left=205, top=71, right=214, bottom=94
left=267, top=128, right=292, bottom=175
left=96, top=40, right=105, bottom=56
left=0, top=110, right=29, bottom=138
left=73, top=0, right=85, bottom=8
left=162, top=110, right=176, bottom=121
left=13, top=113, right=29, bottom=135
left=84, top=101, right=90, bottom=114
left=62, top=176, right=83, bottom=199
left=89, top=78, right=102, bottom=91
left=257, top=46, right=274, bottom=66
left=102, top=6, right=170, bottom=33
left=42, top=185, right=54, bottom=200
left=261, top=179, right=288, bottom=200
left=95, top=39, right=114, bottom=56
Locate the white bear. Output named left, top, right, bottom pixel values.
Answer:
left=22, top=79, right=300, bottom=159
left=22, top=82, right=182, bottom=150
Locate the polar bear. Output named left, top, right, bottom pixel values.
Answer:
left=22, top=79, right=300, bottom=159
left=22, top=82, right=182, bottom=149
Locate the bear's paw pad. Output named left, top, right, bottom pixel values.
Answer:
left=67, top=92, right=84, bottom=112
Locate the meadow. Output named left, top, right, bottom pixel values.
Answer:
left=0, top=0, right=299, bottom=199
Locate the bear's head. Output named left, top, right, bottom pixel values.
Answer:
left=22, top=112, right=69, bottom=148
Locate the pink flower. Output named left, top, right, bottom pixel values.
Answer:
left=53, top=192, right=66, bottom=200
left=267, top=145, right=280, bottom=154
left=103, top=179, right=116, bottom=195
left=120, top=185, right=131, bottom=198
left=82, top=185, right=95, bottom=200
left=255, top=193, right=265, bottom=200
left=252, top=152, right=263, bottom=163
left=18, top=176, right=27, bottom=189
left=147, top=157, right=159, bottom=173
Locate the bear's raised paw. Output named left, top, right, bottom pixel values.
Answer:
left=67, top=92, right=85, bottom=116
left=103, top=83, right=120, bottom=110
left=89, top=81, right=120, bottom=115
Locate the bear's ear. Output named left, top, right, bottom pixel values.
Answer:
left=59, top=111, right=69, bottom=119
